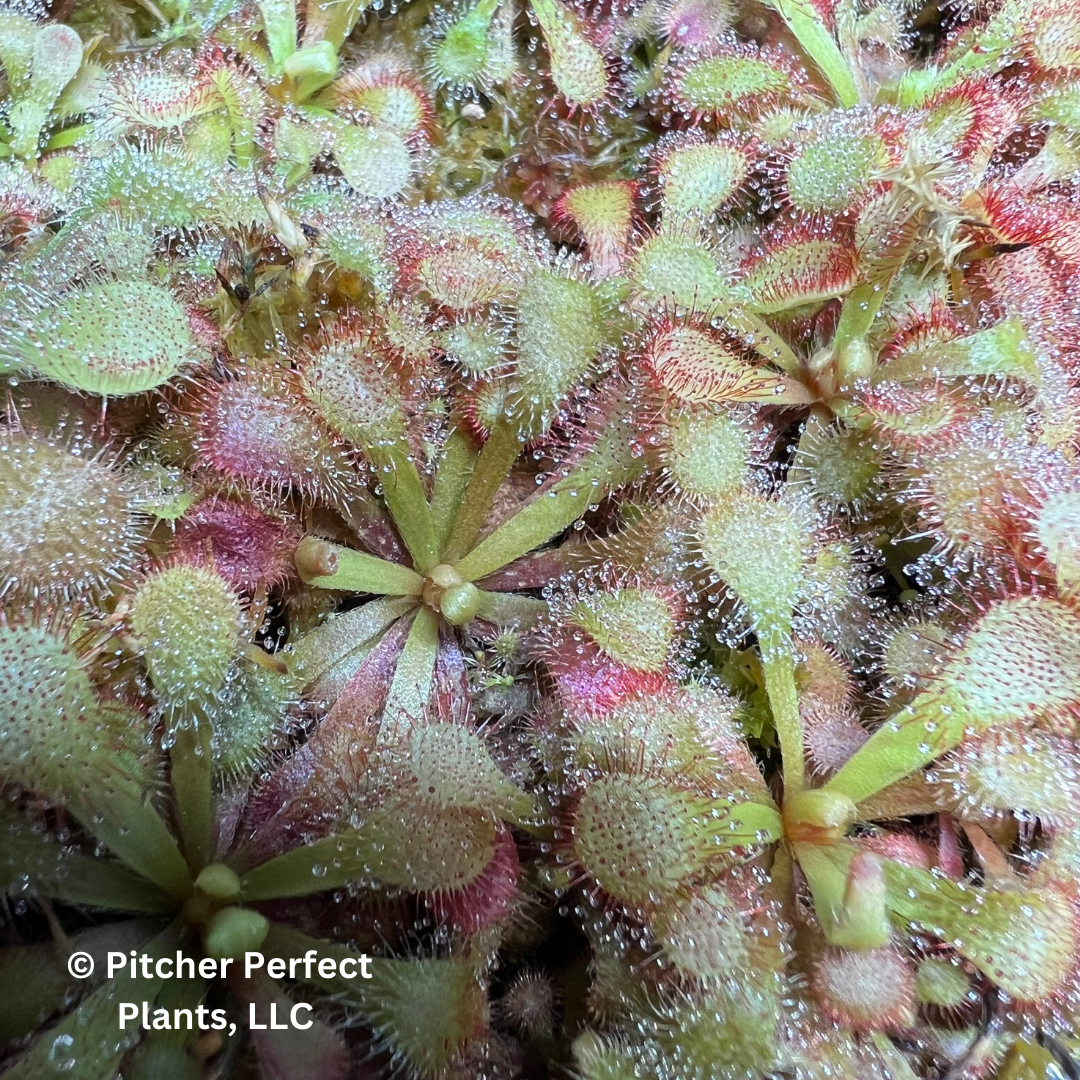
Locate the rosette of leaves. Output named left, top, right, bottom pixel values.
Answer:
left=2, top=0, right=1080, bottom=1075
left=540, top=540, right=1080, bottom=1079
left=0, top=603, right=487, bottom=1079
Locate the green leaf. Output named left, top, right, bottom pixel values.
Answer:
left=283, top=40, right=338, bottom=101
left=883, top=860, right=1079, bottom=1001
left=759, top=630, right=804, bottom=794
left=2, top=922, right=182, bottom=1080
left=428, top=0, right=502, bottom=87
left=795, top=841, right=891, bottom=949
left=462, top=409, right=653, bottom=580
left=408, top=722, right=538, bottom=824
left=123, top=977, right=208, bottom=1079
left=875, top=318, right=1038, bottom=385
left=722, top=800, right=784, bottom=845
left=380, top=605, right=441, bottom=743
left=759, top=0, right=859, bottom=107
left=914, top=2, right=1022, bottom=100
left=43, top=122, right=92, bottom=151
left=528, top=0, right=608, bottom=109
left=441, top=416, right=524, bottom=564
left=0, top=921, right=162, bottom=1043
left=285, top=594, right=416, bottom=697
left=456, top=391, right=644, bottom=586
left=456, top=483, right=594, bottom=582
left=0, top=806, right=174, bottom=913
left=823, top=690, right=962, bottom=805
left=792, top=841, right=851, bottom=925
left=65, top=771, right=193, bottom=901
left=210, top=66, right=257, bottom=168
left=304, top=0, right=374, bottom=49
left=258, top=0, right=298, bottom=71
left=260, top=924, right=372, bottom=997
left=708, top=300, right=809, bottom=379
left=169, top=706, right=214, bottom=874
left=242, top=804, right=497, bottom=900
left=431, top=426, right=481, bottom=552
left=511, top=269, right=609, bottom=437
left=294, top=535, right=424, bottom=595
left=369, top=444, right=440, bottom=573
left=831, top=595, right=1080, bottom=805
left=475, top=590, right=548, bottom=628
left=0, top=11, right=37, bottom=94
left=832, top=281, right=888, bottom=358
left=263, top=922, right=482, bottom=1008
left=239, top=829, right=377, bottom=901
left=330, top=118, right=415, bottom=202
left=869, top=1033, right=920, bottom=1080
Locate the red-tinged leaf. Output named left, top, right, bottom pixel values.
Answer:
left=241, top=619, right=411, bottom=863
left=234, top=971, right=349, bottom=1080
left=554, top=181, right=636, bottom=278
left=642, top=323, right=814, bottom=406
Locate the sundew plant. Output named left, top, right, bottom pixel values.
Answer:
left=1, top=0, right=1080, bottom=1076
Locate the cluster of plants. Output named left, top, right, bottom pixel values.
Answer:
left=1, top=0, right=1080, bottom=1075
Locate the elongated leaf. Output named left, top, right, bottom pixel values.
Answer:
left=239, top=829, right=376, bottom=901
left=241, top=808, right=497, bottom=900
left=170, top=705, right=214, bottom=874
left=797, top=841, right=892, bottom=948
left=241, top=621, right=411, bottom=865
left=869, top=1034, right=920, bottom=1080
left=2, top=922, right=181, bottom=1080
left=408, top=722, right=537, bottom=823
left=262, top=924, right=372, bottom=998
left=711, top=301, right=806, bottom=378
left=0, top=920, right=161, bottom=1043
left=905, top=0, right=1025, bottom=102
left=285, top=594, right=416, bottom=698
left=759, top=631, right=804, bottom=794
left=854, top=775, right=954, bottom=821
left=0, top=11, right=36, bottom=93
left=0, top=806, right=174, bottom=912
left=877, top=318, right=1038, bottom=385
left=457, top=384, right=645, bottom=583
left=294, top=535, right=423, bottom=595
left=884, top=860, right=1079, bottom=1002
left=381, top=605, right=440, bottom=744
left=304, top=0, right=374, bottom=48
left=476, top=548, right=567, bottom=591
left=721, top=800, right=784, bottom=845
left=760, top=0, right=859, bottom=107
left=832, top=595, right=1080, bottom=804
left=475, top=590, right=548, bottom=628
left=442, top=416, right=524, bottom=564
left=369, top=443, right=440, bottom=573
left=824, top=691, right=962, bottom=805
left=258, top=0, right=298, bottom=70
left=431, top=426, right=481, bottom=552
left=832, top=281, right=888, bottom=357
left=65, top=770, right=192, bottom=900
left=43, top=121, right=92, bottom=151
left=123, top=977, right=208, bottom=1080
left=456, top=481, right=595, bottom=582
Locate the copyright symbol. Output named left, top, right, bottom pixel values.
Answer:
left=67, top=952, right=94, bottom=979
